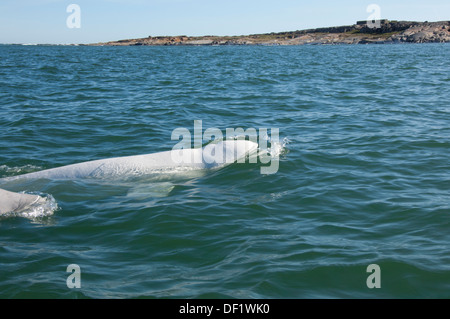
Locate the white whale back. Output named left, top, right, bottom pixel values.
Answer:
left=4, top=140, right=258, bottom=181
left=0, top=140, right=258, bottom=216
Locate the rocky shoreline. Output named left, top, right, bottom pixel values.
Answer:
left=92, top=20, right=450, bottom=46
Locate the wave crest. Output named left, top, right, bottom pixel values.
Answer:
left=0, top=165, right=43, bottom=177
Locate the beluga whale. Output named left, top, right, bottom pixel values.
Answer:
left=0, top=188, right=46, bottom=216
left=2, top=140, right=258, bottom=181
left=0, top=140, right=258, bottom=214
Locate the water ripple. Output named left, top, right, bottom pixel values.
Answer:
left=0, top=44, right=449, bottom=298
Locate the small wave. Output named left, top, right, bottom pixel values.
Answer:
left=269, top=136, right=290, bottom=158
left=0, top=164, right=43, bottom=177
left=1, top=192, right=59, bottom=220
left=258, top=135, right=290, bottom=159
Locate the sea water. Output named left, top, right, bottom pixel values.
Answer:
left=0, top=44, right=449, bottom=298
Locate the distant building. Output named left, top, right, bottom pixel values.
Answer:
left=357, top=19, right=389, bottom=25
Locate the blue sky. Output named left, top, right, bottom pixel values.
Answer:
left=0, top=0, right=449, bottom=44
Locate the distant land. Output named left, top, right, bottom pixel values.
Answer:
left=92, top=20, right=450, bottom=46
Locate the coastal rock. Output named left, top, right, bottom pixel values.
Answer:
left=92, top=20, right=450, bottom=46
left=390, top=21, right=450, bottom=43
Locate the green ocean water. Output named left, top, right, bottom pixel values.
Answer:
left=0, top=44, right=449, bottom=298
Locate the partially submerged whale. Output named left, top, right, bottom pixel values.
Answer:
left=0, top=140, right=258, bottom=216
left=2, top=140, right=258, bottom=181
left=0, top=140, right=257, bottom=215
left=0, top=188, right=46, bottom=216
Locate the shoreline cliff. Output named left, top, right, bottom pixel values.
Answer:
left=92, top=20, right=450, bottom=46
